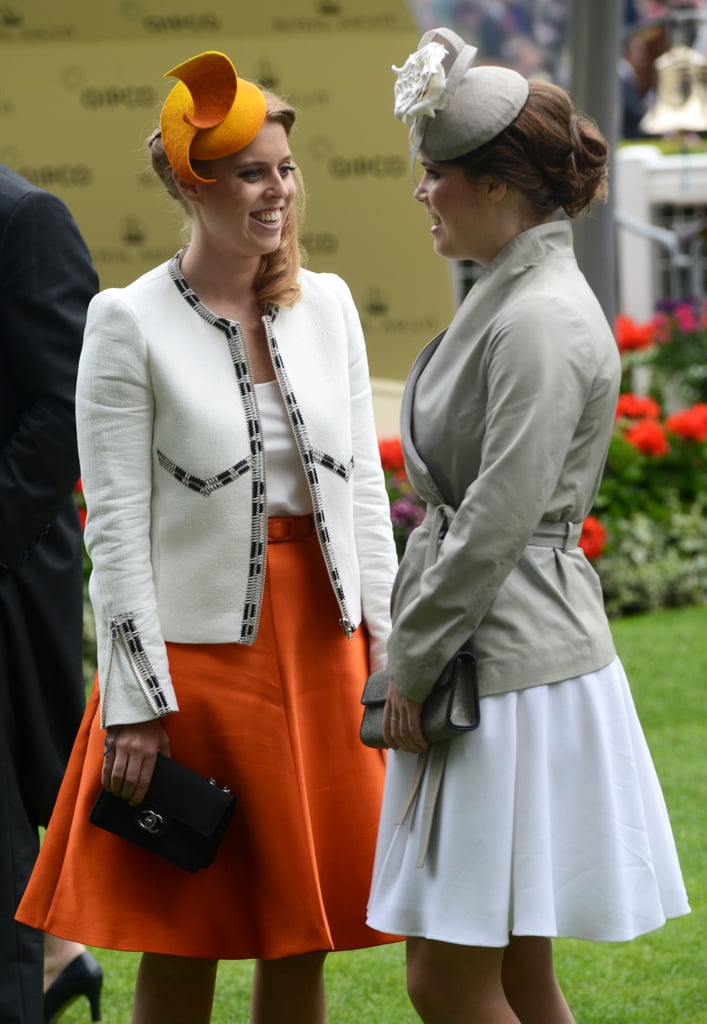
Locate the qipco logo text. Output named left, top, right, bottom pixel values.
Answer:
left=80, top=85, right=158, bottom=110
left=328, top=155, right=406, bottom=179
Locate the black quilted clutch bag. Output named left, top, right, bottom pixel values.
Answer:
left=360, top=646, right=480, bottom=749
left=89, top=753, right=236, bottom=873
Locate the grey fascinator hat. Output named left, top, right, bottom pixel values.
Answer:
left=393, top=27, right=530, bottom=164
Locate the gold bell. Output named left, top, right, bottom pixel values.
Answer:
left=640, top=43, right=707, bottom=135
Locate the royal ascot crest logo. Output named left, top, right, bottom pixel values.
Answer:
left=245, top=60, right=330, bottom=110
left=122, top=215, right=147, bottom=246
left=0, top=5, right=22, bottom=29
left=359, top=286, right=439, bottom=339
left=252, top=60, right=280, bottom=93
left=0, top=4, right=75, bottom=40
left=364, top=288, right=389, bottom=317
left=90, top=215, right=174, bottom=276
left=273, top=0, right=398, bottom=32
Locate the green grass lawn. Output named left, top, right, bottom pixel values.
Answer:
left=56, top=605, right=705, bottom=1023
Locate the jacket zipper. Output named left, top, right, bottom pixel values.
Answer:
left=262, top=315, right=355, bottom=639
left=231, top=322, right=268, bottom=643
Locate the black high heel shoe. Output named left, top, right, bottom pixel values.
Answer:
left=44, top=950, right=103, bottom=1022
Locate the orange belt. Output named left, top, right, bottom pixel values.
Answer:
left=267, top=515, right=316, bottom=543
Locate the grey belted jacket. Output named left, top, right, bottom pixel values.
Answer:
left=387, top=221, right=620, bottom=702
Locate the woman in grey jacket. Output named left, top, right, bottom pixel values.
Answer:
left=18, top=50, right=399, bottom=1024
left=366, top=28, right=689, bottom=1024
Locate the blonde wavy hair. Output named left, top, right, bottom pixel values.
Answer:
left=148, top=89, right=305, bottom=311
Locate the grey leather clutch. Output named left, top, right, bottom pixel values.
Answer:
left=360, top=646, right=480, bottom=748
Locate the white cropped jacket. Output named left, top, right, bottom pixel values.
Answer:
left=76, top=257, right=398, bottom=727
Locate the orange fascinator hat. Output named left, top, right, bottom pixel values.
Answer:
left=160, top=50, right=267, bottom=186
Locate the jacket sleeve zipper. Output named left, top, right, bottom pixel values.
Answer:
left=104, top=615, right=171, bottom=725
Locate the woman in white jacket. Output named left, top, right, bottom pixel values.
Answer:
left=18, top=50, right=399, bottom=1024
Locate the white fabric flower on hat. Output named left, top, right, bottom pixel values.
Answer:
left=392, top=41, right=448, bottom=126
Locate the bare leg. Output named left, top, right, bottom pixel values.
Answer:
left=406, top=938, right=521, bottom=1024
left=251, top=951, right=327, bottom=1024
left=43, top=934, right=86, bottom=990
left=501, top=936, right=575, bottom=1024
left=132, top=953, right=218, bottom=1024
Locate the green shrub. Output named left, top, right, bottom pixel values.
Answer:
left=595, top=498, right=707, bottom=617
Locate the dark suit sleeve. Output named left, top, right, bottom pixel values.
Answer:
left=0, top=187, right=98, bottom=568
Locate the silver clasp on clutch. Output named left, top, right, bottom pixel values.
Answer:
left=136, top=809, right=166, bottom=836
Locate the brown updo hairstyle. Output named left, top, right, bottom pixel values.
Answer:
left=147, top=90, right=305, bottom=311
left=454, top=80, right=608, bottom=219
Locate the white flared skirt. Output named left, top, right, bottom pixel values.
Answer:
left=367, top=657, right=690, bottom=946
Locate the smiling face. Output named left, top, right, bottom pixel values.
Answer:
left=184, top=119, right=298, bottom=263
left=414, top=154, right=499, bottom=265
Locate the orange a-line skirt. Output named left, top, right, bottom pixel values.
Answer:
left=16, top=524, right=400, bottom=960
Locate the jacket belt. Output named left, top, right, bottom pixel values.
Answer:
left=267, top=514, right=315, bottom=543
left=527, top=520, right=583, bottom=551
